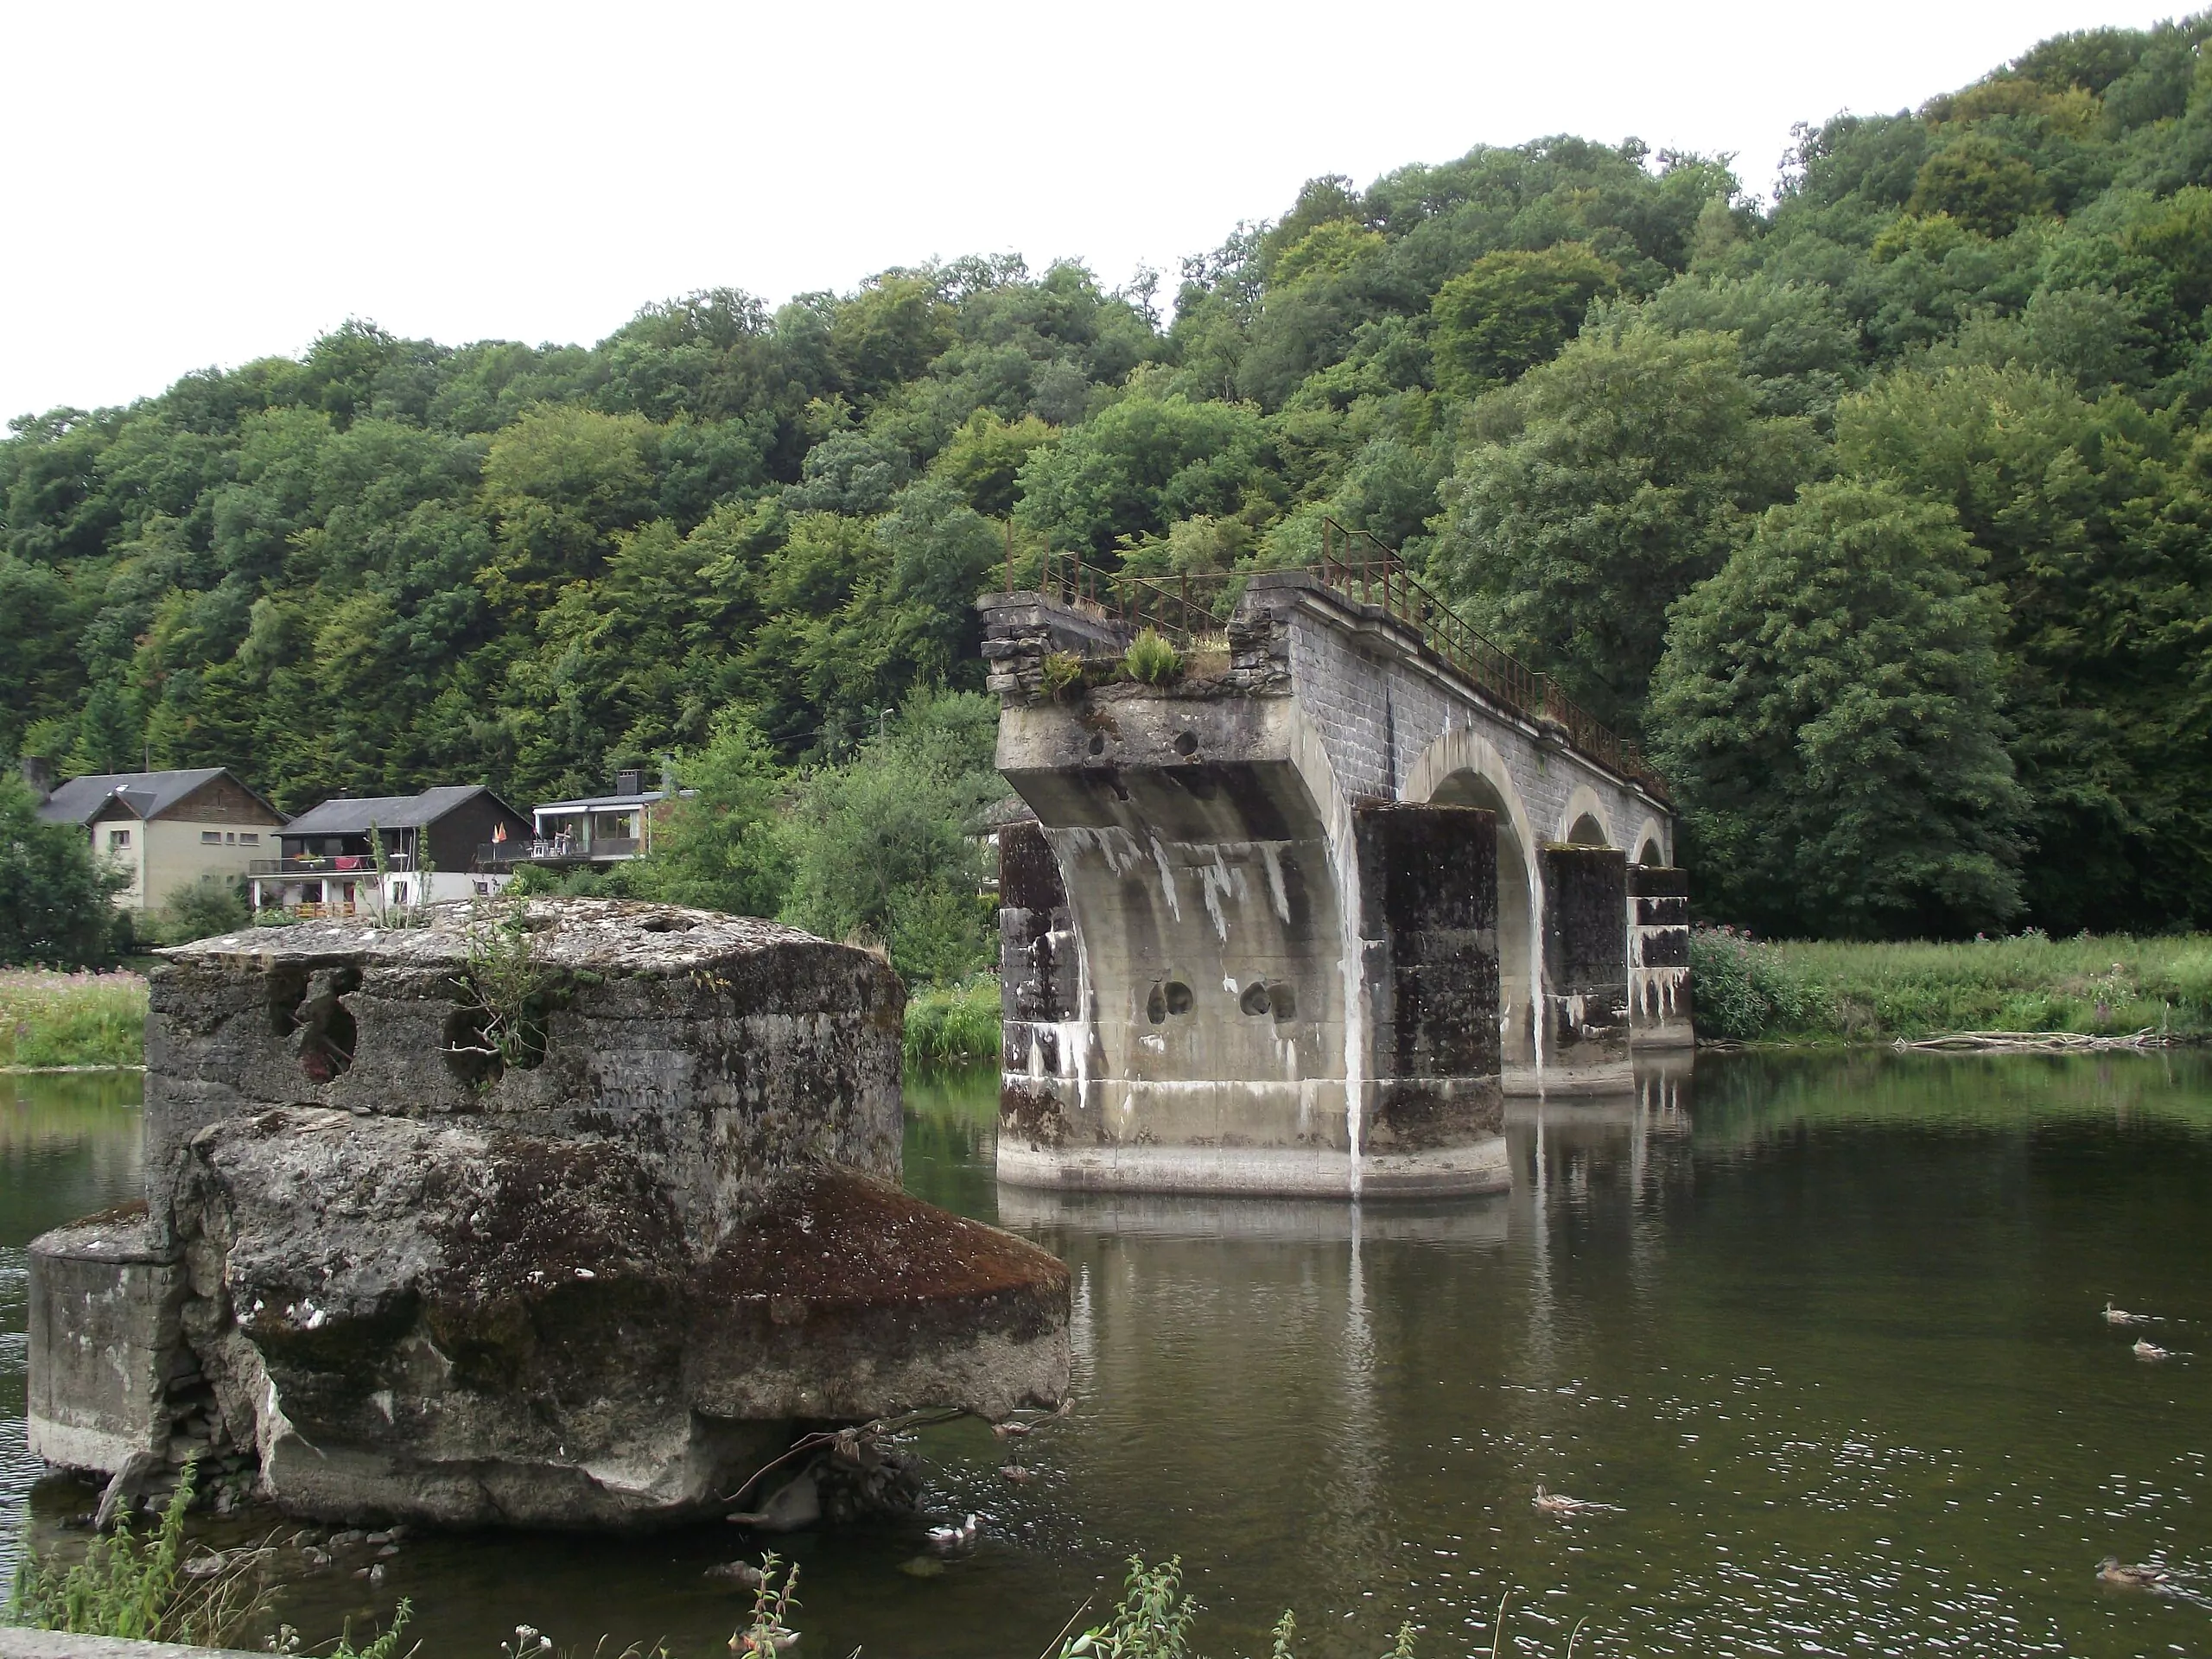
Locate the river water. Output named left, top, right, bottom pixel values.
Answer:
left=3, top=1053, right=2208, bottom=1657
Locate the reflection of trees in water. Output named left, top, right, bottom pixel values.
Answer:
left=0, top=1074, right=144, bottom=1246
left=1690, top=1047, right=2212, bottom=1146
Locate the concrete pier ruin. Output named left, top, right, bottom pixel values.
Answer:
left=983, top=565, right=1689, bottom=1200
left=29, top=899, right=1069, bottom=1530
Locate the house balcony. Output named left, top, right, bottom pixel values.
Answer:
left=477, top=836, right=642, bottom=868
left=249, top=854, right=415, bottom=876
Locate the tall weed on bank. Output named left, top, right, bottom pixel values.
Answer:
left=0, top=969, right=148, bottom=1067
left=903, top=976, right=1002, bottom=1068
left=1694, top=930, right=2212, bottom=1042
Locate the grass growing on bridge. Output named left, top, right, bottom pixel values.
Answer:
left=1692, top=929, right=2212, bottom=1044
left=0, top=969, right=149, bottom=1069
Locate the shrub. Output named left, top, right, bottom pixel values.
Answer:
left=1123, top=629, right=1184, bottom=685
left=1039, top=651, right=1086, bottom=699
left=1688, top=926, right=1826, bottom=1040
left=151, top=875, right=251, bottom=945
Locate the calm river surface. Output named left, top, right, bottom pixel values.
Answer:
left=3, top=1052, right=2209, bottom=1657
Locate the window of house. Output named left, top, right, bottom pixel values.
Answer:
left=202, top=830, right=222, bottom=843
left=238, top=833, right=258, bottom=846
left=107, top=830, right=130, bottom=851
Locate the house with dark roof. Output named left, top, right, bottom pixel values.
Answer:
left=30, top=766, right=286, bottom=914
left=248, top=785, right=531, bottom=917
left=480, top=768, right=696, bottom=872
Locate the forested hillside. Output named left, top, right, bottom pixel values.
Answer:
left=7, top=15, right=2212, bottom=944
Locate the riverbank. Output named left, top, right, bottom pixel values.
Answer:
left=1691, top=929, right=2212, bottom=1044
left=0, top=970, right=148, bottom=1071
left=11, top=936, right=2205, bottom=1071
left=901, top=976, right=1001, bottom=1068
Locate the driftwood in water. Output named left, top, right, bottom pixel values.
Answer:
left=1894, top=1028, right=2172, bottom=1053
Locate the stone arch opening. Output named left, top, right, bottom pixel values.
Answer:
left=1630, top=814, right=1668, bottom=868
left=1428, top=769, right=1536, bottom=1069
left=1556, top=785, right=1614, bottom=849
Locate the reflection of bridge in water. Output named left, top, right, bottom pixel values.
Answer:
left=982, top=537, right=1692, bottom=1200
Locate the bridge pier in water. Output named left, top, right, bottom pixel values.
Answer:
left=983, top=563, right=1690, bottom=1200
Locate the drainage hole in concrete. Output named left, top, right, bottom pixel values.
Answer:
left=1173, top=731, right=1198, bottom=757
left=1268, top=982, right=1298, bottom=1020
left=1164, top=981, right=1194, bottom=1016
left=1088, top=734, right=1106, bottom=755
left=1147, top=984, right=1166, bottom=1024
left=1239, top=982, right=1271, bottom=1017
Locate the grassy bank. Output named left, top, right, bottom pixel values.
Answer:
left=902, top=976, right=1001, bottom=1069
left=1693, top=929, right=2212, bottom=1044
left=0, top=969, right=149, bottom=1069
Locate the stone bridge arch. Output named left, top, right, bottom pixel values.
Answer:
left=1556, top=785, right=1614, bottom=849
left=1404, top=728, right=1541, bottom=1085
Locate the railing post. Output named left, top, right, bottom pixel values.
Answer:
left=1005, top=519, right=1014, bottom=594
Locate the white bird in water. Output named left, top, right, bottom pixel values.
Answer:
left=992, top=1421, right=1033, bottom=1440
left=2105, top=1301, right=2152, bottom=1325
left=925, top=1515, right=979, bottom=1549
left=1534, top=1485, right=1621, bottom=1514
left=998, top=1463, right=1036, bottom=1484
left=2134, top=1338, right=2171, bottom=1361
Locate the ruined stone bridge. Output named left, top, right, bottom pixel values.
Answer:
left=981, top=567, right=1691, bottom=1201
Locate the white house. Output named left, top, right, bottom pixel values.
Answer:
left=33, top=766, right=287, bottom=915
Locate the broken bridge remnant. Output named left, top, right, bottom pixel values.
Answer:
left=983, top=542, right=1689, bottom=1199
left=29, top=899, right=1069, bottom=1529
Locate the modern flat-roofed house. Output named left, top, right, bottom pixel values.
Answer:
left=249, top=785, right=531, bottom=918
left=479, top=768, right=694, bottom=872
left=32, top=766, right=286, bottom=915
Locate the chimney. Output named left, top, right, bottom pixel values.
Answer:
left=19, top=757, right=51, bottom=804
left=615, top=768, right=643, bottom=796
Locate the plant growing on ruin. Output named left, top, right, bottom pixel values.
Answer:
left=446, top=894, right=556, bottom=1084
left=1039, top=650, right=1086, bottom=700
left=1123, top=628, right=1184, bottom=686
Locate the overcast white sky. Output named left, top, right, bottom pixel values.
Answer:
left=0, top=1, right=2186, bottom=422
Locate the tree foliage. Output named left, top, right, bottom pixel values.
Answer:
left=0, top=771, right=129, bottom=967
left=8, top=12, right=2212, bottom=937
left=1650, top=480, right=2028, bottom=938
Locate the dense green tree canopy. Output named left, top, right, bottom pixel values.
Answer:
left=9, top=11, right=2212, bottom=938
left=1650, top=480, right=2028, bottom=938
